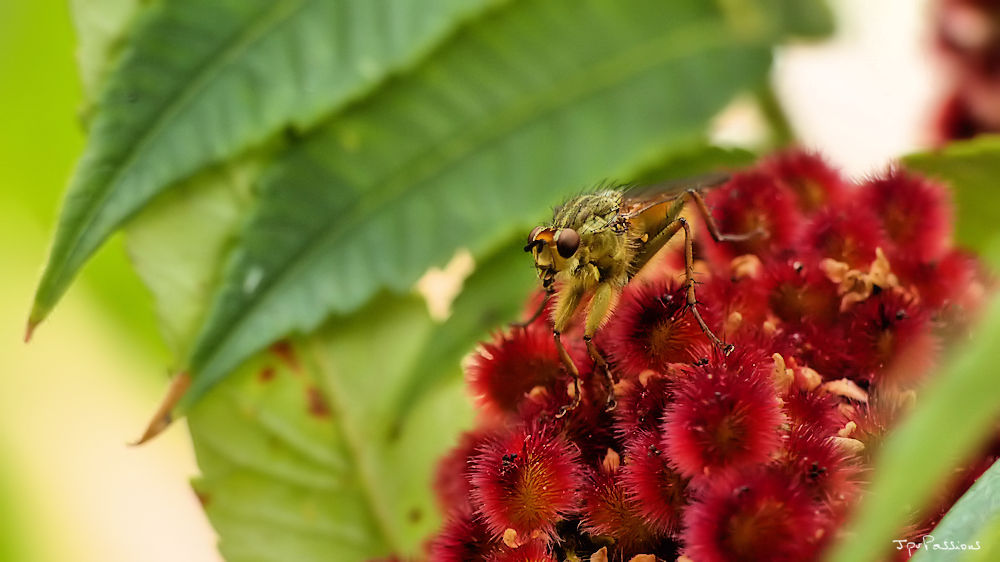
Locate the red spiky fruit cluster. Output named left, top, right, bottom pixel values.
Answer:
left=934, top=0, right=1000, bottom=140
left=428, top=150, right=989, bottom=561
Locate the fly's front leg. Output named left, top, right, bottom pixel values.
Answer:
left=511, top=288, right=553, bottom=330
left=552, top=284, right=585, bottom=418
left=553, top=332, right=581, bottom=418
left=674, top=217, right=734, bottom=355
left=585, top=281, right=620, bottom=411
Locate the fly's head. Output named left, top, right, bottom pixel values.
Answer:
left=524, top=191, right=626, bottom=287
left=524, top=225, right=576, bottom=290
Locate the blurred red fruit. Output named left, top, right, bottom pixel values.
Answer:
left=860, top=169, right=953, bottom=262
left=803, top=203, right=887, bottom=268
left=683, top=467, right=828, bottom=562
left=701, top=171, right=803, bottom=264
left=762, top=149, right=849, bottom=212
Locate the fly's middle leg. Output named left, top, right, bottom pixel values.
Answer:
left=511, top=288, right=553, bottom=330
left=674, top=217, right=734, bottom=355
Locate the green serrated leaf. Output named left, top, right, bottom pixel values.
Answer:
left=32, top=0, right=502, bottom=330
left=178, top=0, right=789, bottom=411
left=904, top=136, right=1000, bottom=255
left=129, top=158, right=530, bottom=560
left=911, top=459, right=1000, bottom=561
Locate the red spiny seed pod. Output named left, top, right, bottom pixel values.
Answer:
left=621, top=431, right=689, bottom=536
left=429, top=508, right=497, bottom=562
left=894, top=248, right=981, bottom=313
left=700, top=171, right=803, bottom=264
left=843, top=291, right=937, bottom=388
left=782, top=387, right=847, bottom=435
left=934, top=0, right=1000, bottom=140
left=698, top=271, right=772, bottom=340
left=765, top=258, right=842, bottom=327
left=613, top=372, right=676, bottom=440
left=469, top=423, right=583, bottom=543
left=661, top=349, right=785, bottom=480
left=485, top=540, right=557, bottom=562
left=553, top=396, right=620, bottom=470
left=779, top=428, right=863, bottom=510
left=762, top=149, right=850, bottom=212
left=860, top=169, right=953, bottom=262
left=803, top=203, right=887, bottom=269
left=467, top=324, right=586, bottom=421
left=603, top=281, right=709, bottom=377
left=579, top=458, right=659, bottom=555
left=847, top=390, right=914, bottom=464
left=682, top=467, right=828, bottom=562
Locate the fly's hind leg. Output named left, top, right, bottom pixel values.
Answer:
left=686, top=189, right=766, bottom=243
left=585, top=281, right=620, bottom=411
left=649, top=217, right=734, bottom=355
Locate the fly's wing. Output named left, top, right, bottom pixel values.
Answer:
left=619, top=171, right=730, bottom=218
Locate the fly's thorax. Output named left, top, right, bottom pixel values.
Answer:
left=552, top=191, right=622, bottom=232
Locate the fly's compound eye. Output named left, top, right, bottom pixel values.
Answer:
left=555, top=228, right=580, bottom=258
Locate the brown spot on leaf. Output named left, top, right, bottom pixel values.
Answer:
left=306, top=386, right=330, bottom=418
left=258, top=366, right=276, bottom=383
left=270, top=340, right=301, bottom=372
left=408, top=508, right=422, bottom=523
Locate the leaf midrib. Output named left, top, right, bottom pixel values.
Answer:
left=190, top=17, right=747, bottom=382
left=302, top=340, right=403, bottom=554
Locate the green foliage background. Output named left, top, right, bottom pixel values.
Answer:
left=14, top=1, right=1000, bottom=561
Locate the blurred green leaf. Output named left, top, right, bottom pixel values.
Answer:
left=904, top=136, right=1000, bottom=255
left=32, top=0, right=502, bottom=329
left=125, top=156, right=261, bottom=359
left=628, top=143, right=757, bottom=185
left=911, top=459, right=1000, bottom=562
left=178, top=0, right=791, bottom=411
left=71, top=0, right=143, bottom=107
left=826, top=240, right=1000, bottom=562
left=0, top=0, right=167, bottom=361
left=771, top=0, right=835, bottom=37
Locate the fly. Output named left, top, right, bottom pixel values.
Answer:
left=522, top=172, right=761, bottom=417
